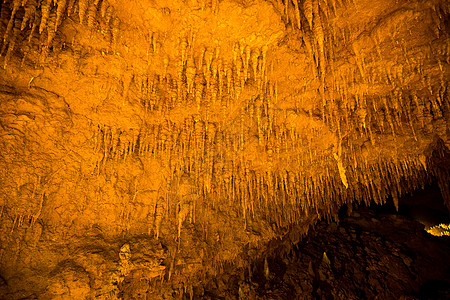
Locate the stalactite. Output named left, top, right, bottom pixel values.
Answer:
left=313, top=0, right=324, bottom=55
left=0, top=0, right=447, bottom=281
left=0, top=4, right=10, bottom=45
left=186, top=54, right=196, bottom=94
left=217, top=58, right=224, bottom=98
left=224, top=60, right=232, bottom=95
left=66, top=0, right=76, bottom=16
left=304, top=0, right=313, bottom=29
left=210, top=55, right=218, bottom=103
left=197, top=74, right=207, bottom=114
left=131, top=129, right=138, bottom=156
left=111, top=17, right=120, bottom=46
left=302, top=29, right=317, bottom=77
left=110, top=127, right=118, bottom=159
left=154, top=196, right=165, bottom=239
left=382, top=96, right=395, bottom=135
left=104, top=3, right=113, bottom=26
left=177, top=202, right=189, bottom=239
left=125, top=133, right=134, bottom=161
left=121, top=71, right=133, bottom=106
left=21, top=0, right=37, bottom=31
left=3, top=0, right=21, bottom=42
left=293, top=0, right=302, bottom=30
left=152, top=31, right=160, bottom=54
left=205, top=47, right=214, bottom=78
left=256, top=54, right=264, bottom=93
left=103, top=126, right=111, bottom=163
left=333, top=137, right=349, bottom=189
left=194, top=119, right=205, bottom=158
left=100, top=0, right=108, bottom=18
left=235, top=53, right=243, bottom=88
left=39, top=0, right=51, bottom=34
left=161, top=120, right=172, bottom=154
left=356, top=106, right=367, bottom=130
left=78, top=0, right=89, bottom=24
left=3, top=19, right=20, bottom=68
left=250, top=47, right=258, bottom=82
left=138, top=129, right=146, bottom=157
left=87, top=2, right=98, bottom=29
left=235, top=76, right=242, bottom=101
left=46, top=11, right=57, bottom=46
left=243, top=45, right=250, bottom=82
left=55, top=0, right=66, bottom=31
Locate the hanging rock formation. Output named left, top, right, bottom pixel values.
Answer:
left=0, top=0, right=448, bottom=298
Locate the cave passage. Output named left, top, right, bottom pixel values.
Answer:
left=0, top=0, right=449, bottom=298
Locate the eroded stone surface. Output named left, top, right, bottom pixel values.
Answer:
left=0, top=0, right=449, bottom=298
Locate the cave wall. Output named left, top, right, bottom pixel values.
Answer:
left=0, top=0, right=449, bottom=298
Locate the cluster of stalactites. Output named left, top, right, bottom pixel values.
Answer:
left=275, top=0, right=335, bottom=82
left=116, top=34, right=273, bottom=114
left=0, top=0, right=120, bottom=67
left=93, top=20, right=448, bottom=227
left=91, top=114, right=431, bottom=228
left=326, top=87, right=448, bottom=146
left=173, top=37, right=270, bottom=108
left=276, top=0, right=449, bottom=145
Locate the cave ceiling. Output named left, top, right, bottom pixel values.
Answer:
left=0, top=0, right=449, bottom=296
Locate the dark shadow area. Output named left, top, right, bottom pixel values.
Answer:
left=198, top=185, right=450, bottom=299
left=370, top=182, right=450, bottom=229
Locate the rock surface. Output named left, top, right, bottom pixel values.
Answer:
left=0, top=0, right=449, bottom=298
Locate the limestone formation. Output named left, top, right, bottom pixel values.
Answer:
left=0, top=0, right=449, bottom=298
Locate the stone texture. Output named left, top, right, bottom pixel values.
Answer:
left=0, top=0, right=449, bottom=298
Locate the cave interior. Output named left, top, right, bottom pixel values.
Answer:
left=0, top=0, right=449, bottom=298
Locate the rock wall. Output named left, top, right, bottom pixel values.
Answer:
left=0, top=0, right=448, bottom=298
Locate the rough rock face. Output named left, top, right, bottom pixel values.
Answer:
left=0, top=0, right=448, bottom=298
left=200, top=205, right=450, bottom=299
